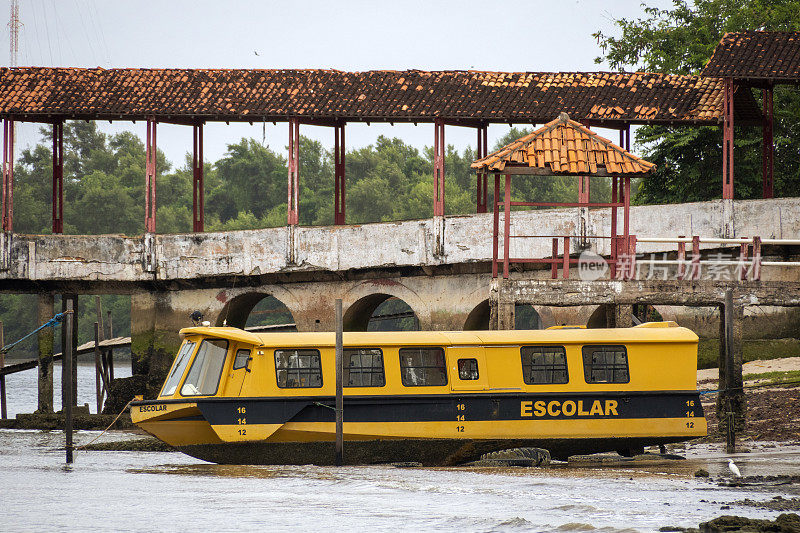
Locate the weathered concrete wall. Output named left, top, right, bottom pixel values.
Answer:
left=2, top=197, right=798, bottom=287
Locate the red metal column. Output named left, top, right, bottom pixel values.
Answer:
left=287, top=118, right=300, bottom=225
left=691, top=236, right=701, bottom=281
left=144, top=117, right=157, bottom=233
left=433, top=119, right=445, bottom=217
left=551, top=238, right=558, bottom=279
left=739, top=242, right=749, bottom=281
left=334, top=121, right=346, bottom=225
left=578, top=176, right=590, bottom=204
left=610, top=175, right=618, bottom=278
left=192, top=122, right=204, bottom=232
left=623, top=176, right=631, bottom=265
left=562, top=236, right=570, bottom=279
left=52, top=121, right=64, bottom=234
left=476, top=123, right=488, bottom=213
left=627, top=235, right=637, bottom=280
left=503, top=174, right=511, bottom=279
left=762, top=88, right=774, bottom=199
left=492, top=173, right=500, bottom=278
left=677, top=236, right=686, bottom=280
left=2, top=119, right=14, bottom=232
left=722, top=78, right=735, bottom=200
left=752, top=236, right=762, bottom=281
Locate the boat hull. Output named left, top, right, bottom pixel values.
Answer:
left=177, top=436, right=690, bottom=465
left=132, top=391, right=706, bottom=464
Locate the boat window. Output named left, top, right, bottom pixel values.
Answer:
left=233, top=348, right=251, bottom=371
left=344, top=348, right=385, bottom=387
left=521, top=346, right=568, bottom=385
left=180, top=339, right=229, bottom=396
left=582, top=345, right=629, bottom=384
left=458, top=358, right=479, bottom=380
left=399, top=347, right=447, bottom=386
left=275, top=349, right=322, bottom=388
left=160, top=340, right=196, bottom=396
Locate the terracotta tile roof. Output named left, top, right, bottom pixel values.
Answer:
left=701, top=31, right=800, bottom=82
left=0, top=68, right=757, bottom=125
left=471, top=113, right=655, bottom=175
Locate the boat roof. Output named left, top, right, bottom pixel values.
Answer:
left=179, top=322, right=697, bottom=347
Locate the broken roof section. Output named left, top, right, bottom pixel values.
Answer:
left=471, top=113, right=655, bottom=175
left=701, top=31, right=800, bottom=83
left=0, top=68, right=760, bottom=126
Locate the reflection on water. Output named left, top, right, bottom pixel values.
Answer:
left=2, top=430, right=796, bottom=532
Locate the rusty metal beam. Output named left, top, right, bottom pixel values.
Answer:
left=52, top=121, right=64, bottom=234
left=192, top=122, right=204, bottom=232
left=722, top=78, right=735, bottom=200
left=2, top=119, right=13, bottom=232
left=476, top=123, right=488, bottom=213
left=490, top=165, right=646, bottom=177
left=433, top=120, right=445, bottom=217
left=144, top=117, right=157, bottom=233
left=762, top=88, right=774, bottom=199
left=492, top=174, right=499, bottom=278
left=503, top=174, right=511, bottom=279
left=287, top=118, right=300, bottom=225
left=334, top=122, right=346, bottom=225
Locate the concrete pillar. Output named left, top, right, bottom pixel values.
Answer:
left=717, top=301, right=745, bottom=431
left=130, top=292, right=192, bottom=398
left=614, top=304, right=633, bottom=328
left=490, top=301, right=514, bottom=330
left=60, top=294, right=78, bottom=409
left=36, top=294, right=54, bottom=413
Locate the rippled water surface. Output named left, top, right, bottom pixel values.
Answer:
left=2, top=430, right=798, bottom=533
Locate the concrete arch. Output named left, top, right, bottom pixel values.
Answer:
left=342, top=280, right=428, bottom=330
left=514, top=304, right=543, bottom=330
left=343, top=293, right=419, bottom=332
left=214, top=290, right=297, bottom=329
left=586, top=305, right=609, bottom=329
left=464, top=299, right=490, bottom=330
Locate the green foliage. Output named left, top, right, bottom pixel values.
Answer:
left=594, top=0, right=800, bottom=203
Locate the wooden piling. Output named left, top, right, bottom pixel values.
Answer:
left=335, top=298, right=343, bottom=466
left=61, top=294, right=78, bottom=409
left=64, top=301, right=74, bottom=464
left=723, top=289, right=736, bottom=453
left=106, top=311, right=114, bottom=381
left=94, top=322, right=103, bottom=414
left=37, top=293, right=54, bottom=413
left=0, top=321, right=6, bottom=419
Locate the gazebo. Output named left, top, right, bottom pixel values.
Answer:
left=471, top=113, right=655, bottom=280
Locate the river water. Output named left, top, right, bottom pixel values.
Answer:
left=2, top=363, right=799, bottom=531
left=1, top=428, right=798, bottom=532
left=2, top=361, right=132, bottom=417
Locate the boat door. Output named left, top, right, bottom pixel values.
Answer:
left=447, top=346, right=488, bottom=391
left=223, top=344, right=253, bottom=396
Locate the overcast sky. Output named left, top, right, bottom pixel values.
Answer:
left=4, top=0, right=672, bottom=167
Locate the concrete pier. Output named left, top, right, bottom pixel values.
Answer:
left=36, top=294, right=53, bottom=413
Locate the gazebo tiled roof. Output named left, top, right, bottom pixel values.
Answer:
left=471, top=113, right=655, bottom=175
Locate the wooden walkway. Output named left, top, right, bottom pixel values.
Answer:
left=0, top=337, right=130, bottom=377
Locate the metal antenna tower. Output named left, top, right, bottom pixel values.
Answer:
left=8, top=0, right=20, bottom=67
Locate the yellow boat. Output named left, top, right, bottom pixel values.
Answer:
left=131, top=322, right=706, bottom=465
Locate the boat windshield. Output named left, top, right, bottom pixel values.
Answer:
left=180, top=339, right=229, bottom=396
left=160, top=340, right=197, bottom=396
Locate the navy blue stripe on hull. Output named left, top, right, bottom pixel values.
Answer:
left=190, top=392, right=704, bottom=427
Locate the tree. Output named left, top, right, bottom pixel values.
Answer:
left=594, top=0, right=800, bottom=203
